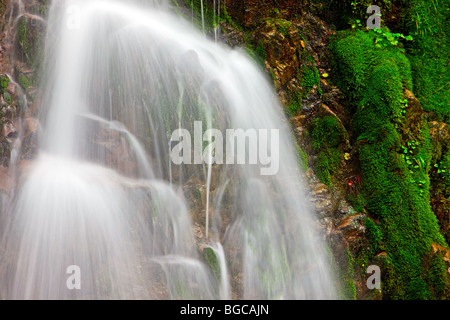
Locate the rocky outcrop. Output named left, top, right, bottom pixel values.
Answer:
left=1, top=0, right=446, bottom=300
left=224, top=0, right=307, bottom=28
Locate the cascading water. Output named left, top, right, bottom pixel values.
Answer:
left=0, top=0, right=338, bottom=299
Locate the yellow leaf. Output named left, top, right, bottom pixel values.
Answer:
left=322, top=73, right=329, bottom=78
left=300, top=40, right=305, bottom=48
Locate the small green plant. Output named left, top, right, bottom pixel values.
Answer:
left=373, top=28, right=413, bottom=53
left=434, top=162, right=447, bottom=175
left=0, top=75, right=9, bottom=95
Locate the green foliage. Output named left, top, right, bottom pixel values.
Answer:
left=406, top=0, right=450, bottom=121
left=347, top=191, right=366, bottom=214
left=425, top=251, right=449, bottom=299
left=331, top=29, right=447, bottom=299
left=311, top=115, right=347, bottom=186
left=286, top=56, right=322, bottom=116
left=365, top=217, right=383, bottom=253
left=17, top=17, right=44, bottom=71
left=340, top=244, right=357, bottom=300
left=315, top=148, right=341, bottom=187
left=272, top=19, right=292, bottom=38
left=321, top=0, right=392, bottom=30
left=312, top=115, right=346, bottom=150
left=0, top=75, right=9, bottom=95
left=295, top=143, right=308, bottom=171
left=203, top=247, right=221, bottom=281
left=246, top=41, right=267, bottom=71
left=330, top=29, right=412, bottom=110
left=18, top=73, right=30, bottom=91
left=371, top=27, right=413, bottom=54
left=301, top=62, right=322, bottom=97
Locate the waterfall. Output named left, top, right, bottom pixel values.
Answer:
left=0, top=0, right=337, bottom=299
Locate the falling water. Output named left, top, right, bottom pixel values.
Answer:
left=0, top=0, right=338, bottom=299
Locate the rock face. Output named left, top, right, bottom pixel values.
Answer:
left=253, top=20, right=302, bottom=88
left=217, top=0, right=371, bottom=299
left=1, top=0, right=448, bottom=300
left=224, top=0, right=306, bottom=28
left=0, top=0, right=46, bottom=193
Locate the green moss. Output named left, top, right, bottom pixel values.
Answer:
left=315, top=148, right=341, bottom=187
left=17, top=17, right=43, bottom=70
left=406, top=0, right=450, bottom=121
left=203, top=247, right=220, bottom=281
left=0, top=75, right=9, bottom=95
left=347, top=192, right=366, bottom=214
left=273, top=19, right=292, bottom=38
left=3, top=92, right=12, bottom=105
left=38, top=0, right=48, bottom=16
left=312, top=115, right=346, bottom=150
left=311, top=115, right=347, bottom=187
left=425, top=251, right=449, bottom=299
left=193, top=188, right=202, bottom=200
left=296, top=143, right=308, bottom=171
left=340, top=244, right=357, bottom=300
left=18, top=73, right=30, bottom=91
left=365, top=217, right=383, bottom=253
left=331, top=29, right=448, bottom=299
left=246, top=41, right=267, bottom=70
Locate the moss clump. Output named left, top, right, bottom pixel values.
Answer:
left=203, top=247, right=220, bottom=281
left=311, top=115, right=347, bottom=187
left=425, top=251, right=449, bottom=299
left=17, top=16, right=44, bottom=73
left=340, top=244, right=357, bottom=300
left=295, top=143, right=308, bottom=171
left=405, top=0, right=450, bottom=122
left=0, top=75, right=9, bottom=95
left=18, top=72, right=30, bottom=91
left=365, top=217, right=383, bottom=253
left=331, top=29, right=448, bottom=299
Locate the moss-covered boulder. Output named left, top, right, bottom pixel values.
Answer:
left=16, top=13, right=45, bottom=70
left=331, top=29, right=449, bottom=299
left=310, top=105, right=348, bottom=187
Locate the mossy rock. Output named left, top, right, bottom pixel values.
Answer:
left=16, top=14, right=45, bottom=70
left=405, top=0, right=450, bottom=122
left=203, top=247, right=221, bottom=281
left=310, top=109, right=348, bottom=187
left=331, top=29, right=449, bottom=299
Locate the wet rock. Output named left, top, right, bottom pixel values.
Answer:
left=0, top=164, right=12, bottom=192
left=429, top=121, right=449, bottom=148
left=431, top=243, right=450, bottom=264
left=335, top=213, right=366, bottom=241
left=16, top=13, right=45, bottom=69
left=429, top=121, right=449, bottom=139
left=252, top=19, right=302, bottom=88
left=224, top=0, right=307, bottom=28
left=19, top=116, right=39, bottom=161
left=336, top=199, right=357, bottom=215
left=218, top=22, right=244, bottom=48
left=0, top=137, right=10, bottom=167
